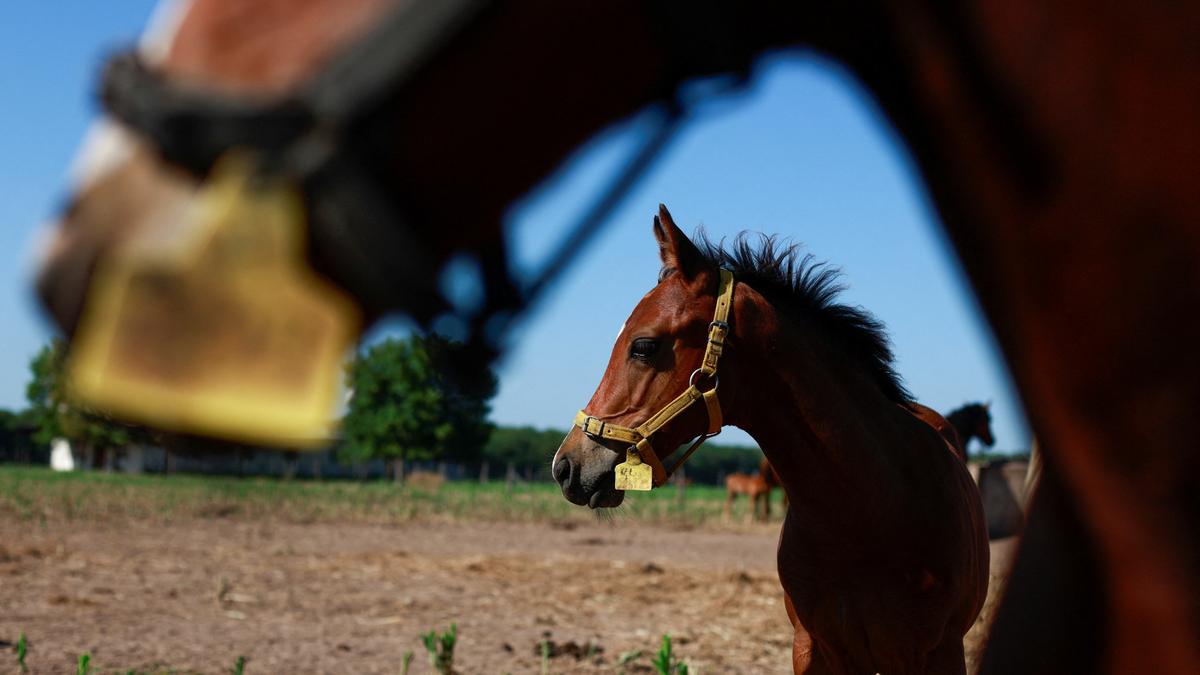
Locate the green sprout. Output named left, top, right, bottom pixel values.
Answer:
left=651, top=634, right=688, bottom=675
left=16, top=632, right=28, bottom=673
left=421, top=623, right=457, bottom=674
left=539, top=639, right=551, bottom=675
left=617, top=649, right=643, bottom=675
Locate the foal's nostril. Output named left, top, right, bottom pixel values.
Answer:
left=553, top=458, right=571, bottom=485
left=555, top=457, right=590, bottom=506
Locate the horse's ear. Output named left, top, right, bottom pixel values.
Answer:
left=653, top=204, right=708, bottom=281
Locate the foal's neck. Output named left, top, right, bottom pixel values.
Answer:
left=727, top=293, right=920, bottom=516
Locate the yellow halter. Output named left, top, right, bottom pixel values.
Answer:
left=573, top=269, right=735, bottom=489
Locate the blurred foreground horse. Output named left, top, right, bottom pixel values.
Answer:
left=35, top=1, right=1200, bottom=672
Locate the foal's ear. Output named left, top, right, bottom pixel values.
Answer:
left=653, top=204, right=709, bottom=282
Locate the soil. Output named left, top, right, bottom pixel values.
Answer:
left=0, top=519, right=1015, bottom=674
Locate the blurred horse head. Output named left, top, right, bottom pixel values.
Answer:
left=36, top=0, right=402, bottom=333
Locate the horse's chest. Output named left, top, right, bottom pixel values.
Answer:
left=776, top=524, right=949, bottom=656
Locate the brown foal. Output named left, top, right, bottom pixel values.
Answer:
left=553, top=206, right=988, bottom=674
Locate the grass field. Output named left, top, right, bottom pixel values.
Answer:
left=0, top=464, right=795, bottom=674
left=0, top=465, right=1010, bottom=673
left=0, top=465, right=779, bottom=528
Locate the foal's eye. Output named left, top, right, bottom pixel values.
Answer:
left=630, top=338, right=659, bottom=361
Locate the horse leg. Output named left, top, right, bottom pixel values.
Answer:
left=724, top=491, right=734, bottom=521
left=792, top=628, right=838, bottom=674
left=785, top=594, right=843, bottom=674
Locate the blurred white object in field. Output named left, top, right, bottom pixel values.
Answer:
left=50, top=438, right=75, bottom=471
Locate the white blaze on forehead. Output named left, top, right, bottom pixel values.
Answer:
left=68, top=121, right=136, bottom=192
left=612, top=288, right=656, bottom=342
left=139, top=0, right=190, bottom=64
left=26, top=218, right=62, bottom=278
left=614, top=320, right=627, bottom=342
left=40, top=0, right=195, bottom=277
left=66, top=0, right=191, bottom=193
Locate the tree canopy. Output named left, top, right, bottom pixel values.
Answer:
left=25, top=339, right=144, bottom=454
left=482, top=424, right=763, bottom=483
left=340, top=335, right=497, bottom=470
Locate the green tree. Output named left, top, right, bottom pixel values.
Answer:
left=25, top=339, right=140, bottom=466
left=421, top=335, right=497, bottom=465
left=341, top=335, right=497, bottom=481
left=476, top=425, right=765, bottom=484
left=0, top=408, right=39, bottom=463
left=483, top=425, right=568, bottom=478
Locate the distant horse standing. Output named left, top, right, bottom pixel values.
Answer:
left=946, top=403, right=995, bottom=457
left=724, top=471, right=771, bottom=521
left=553, top=207, right=988, bottom=673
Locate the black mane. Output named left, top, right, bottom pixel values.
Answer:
left=692, top=231, right=913, bottom=404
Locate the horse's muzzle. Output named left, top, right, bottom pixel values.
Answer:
left=553, top=449, right=624, bottom=509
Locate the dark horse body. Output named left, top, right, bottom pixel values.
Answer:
left=758, top=456, right=786, bottom=518
left=945, top=403, right=995, bottom=458
left=554, top=208, right=988, bottom=673
left=34, top=2, right=1200, bottom=672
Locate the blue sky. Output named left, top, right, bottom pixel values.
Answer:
left=0, top=2, right=1030, bottom=453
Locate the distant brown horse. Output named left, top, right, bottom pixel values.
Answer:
left=724, top=471, right=770, bottom=521
left=554, top=207, right=988, bottom=673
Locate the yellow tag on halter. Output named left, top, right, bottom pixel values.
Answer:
left=614, top=449, right=654, bottom=491
left=68, top=152, right=360, bottom=448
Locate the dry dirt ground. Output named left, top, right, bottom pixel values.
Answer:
left=0, top=519, right=1016, bottom=674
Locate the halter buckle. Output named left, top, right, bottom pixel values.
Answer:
left=710, top=320, right=730, bottom=332
left=581, top=415, right=605, bottom=438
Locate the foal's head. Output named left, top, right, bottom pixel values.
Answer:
left=551, top=205, right=726, bottom=508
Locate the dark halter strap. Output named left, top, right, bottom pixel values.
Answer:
left=99, top=0, right=494, bottom=179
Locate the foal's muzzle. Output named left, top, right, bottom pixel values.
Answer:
left=552, top=436, right=624, bottom=509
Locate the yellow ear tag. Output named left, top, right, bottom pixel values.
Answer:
left=614, top=448, right=654, bottom=491
left=68, top=152, right=360, bottom=448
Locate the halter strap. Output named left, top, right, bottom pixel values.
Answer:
left=574, top=269, right=734, bottom=487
